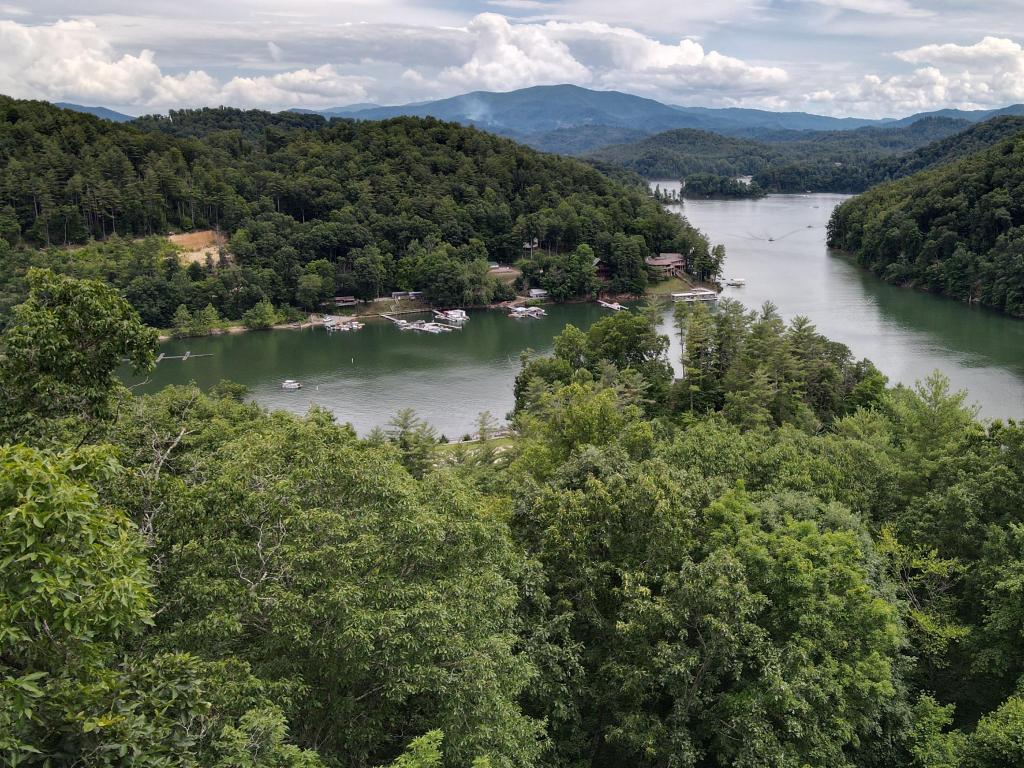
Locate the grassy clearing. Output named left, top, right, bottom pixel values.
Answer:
left=645, top=276, right=694, bottom=295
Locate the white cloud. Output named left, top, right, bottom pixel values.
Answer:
left=807, top=36, right=1024, bottom=114
left=804, top=0, right=930, bottom=17
left=897, top=35, right=1024, bottom=68
left=543, top=19, right=788, bottom=97
left=418, top=13, right=785, bottom=100
left=0, top=18, right=368, bottom=110
left=438, top=13, right=590, bottom=90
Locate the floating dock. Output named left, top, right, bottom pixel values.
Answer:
left=671, top=288, right=719, bottom=304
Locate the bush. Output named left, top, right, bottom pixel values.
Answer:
left=241, top=300, right=281, bottom=329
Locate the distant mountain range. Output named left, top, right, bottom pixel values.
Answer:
left=298, top=85, right=1024, bottom=153
left=52, top=84, right=1024, bottom=155
left=54, top=102, right=134, bottom=122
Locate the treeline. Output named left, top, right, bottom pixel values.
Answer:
left=0, top=97, right=713, bottom=323
left=591, top=116, right=1024, bottom=194
left=657, top=173, right=766, bottom=200
left=827, top=129, right=1024, bottom=316
left=5, top=270, right=1024, bottom=767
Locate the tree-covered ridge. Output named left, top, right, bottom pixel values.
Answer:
left=827, top=130, right=1024, bottom=316
left=590, top=116, right=1024, bottom=194
left=4, top=271, right=1024, bottom=767
left=0, top=97, right=712, bottom=323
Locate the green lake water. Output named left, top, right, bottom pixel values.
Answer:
left=133, top=192, right=1024, bottom=433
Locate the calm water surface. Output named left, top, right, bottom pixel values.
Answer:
left=658, top=186, right=1024, bottom=420
left=133, top=304, right=611, bottom=437
left=135, top=191, right=1024, bottom=432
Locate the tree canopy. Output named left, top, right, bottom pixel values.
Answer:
left=827, top=129, right=1024, bottom=316
left=0, top=97, right=714, bottom=324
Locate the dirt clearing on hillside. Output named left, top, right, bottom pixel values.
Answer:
left=169, top=230, right=228, bottom=265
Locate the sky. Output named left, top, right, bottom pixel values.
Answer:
left=2, top=1, right=1023, bottom=118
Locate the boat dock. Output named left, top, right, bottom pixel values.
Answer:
left=508, top=306, right=547, bottom=319
left=671, top=288, right=719, bottom=304
left=597, top=299, right=627, bottom=311
left=383, top=314, right=457, bottom=333
left=153, top=351, right=213, bottom=363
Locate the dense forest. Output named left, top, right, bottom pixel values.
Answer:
left=591, top=116, right=1024, bottom=194
left=0, top=98, right=714, bottom=325
left=4, top=269, right=1024, bottom=767
left=827, top=129, right=1024, bottom=316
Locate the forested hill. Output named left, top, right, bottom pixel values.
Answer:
left=0, top=97, right=712, bottom=325
left=588, top=116, right=1004, bottom=193
left=827, top=129, right=1024, bottom=316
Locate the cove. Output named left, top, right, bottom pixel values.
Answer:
left=133, top=192, right=1024, bottom=433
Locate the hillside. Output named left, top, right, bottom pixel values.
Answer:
left=827, top=130, right=1024, bottom=315
left=0, top=97, right=712, bottom=325
left=589, top=117, right=973, bottom=192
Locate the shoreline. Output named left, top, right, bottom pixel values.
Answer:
left=155, top=279, right=714, bottom=343
left=156, top=298, right=533, bottom=343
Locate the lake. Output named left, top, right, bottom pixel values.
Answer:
left=133, top=303, right=612, bottom=438
left=661, top=187, right=1024, bottom=420
left=135, top=192, right=1024, bottom=432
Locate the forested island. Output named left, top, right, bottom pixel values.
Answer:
left=4, top=268, right=1024, bottom=767
left=0, top=98, right=716, bottom=326
left=827, top=128, right=1024, bottom=316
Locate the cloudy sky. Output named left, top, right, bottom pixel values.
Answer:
left=2, top=1, right=1023, bottom=117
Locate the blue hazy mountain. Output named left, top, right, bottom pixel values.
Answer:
left=308, top=84, right=1021, bottom=153
left=887, top=103, right=1024, bottom=127
left=54, top=102, right=134, bottom=122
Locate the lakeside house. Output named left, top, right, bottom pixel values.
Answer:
left=528, top=288, right=549, bottom=299
left=646, top=253, right=686, bottom=277
left=333, top=295, right=358, bottom=307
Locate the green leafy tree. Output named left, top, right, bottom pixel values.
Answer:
left=172, top=303, right=194, bottom=337
left=242, top=299, right=281, bottom=329
left=0, top=445, right=202, bottom=764
left=0, top=269, right=156, bottom=442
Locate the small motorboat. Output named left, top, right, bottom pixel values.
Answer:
left=725, top=277, right=746, bottom=287
left=281, top=379, right=302, bottom=390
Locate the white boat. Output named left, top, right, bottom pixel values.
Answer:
left=281, top=379, right=302, bottom=390
left=434, top=309, right=469, bottom=323
left=725, top=277, right=746, bottom=287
